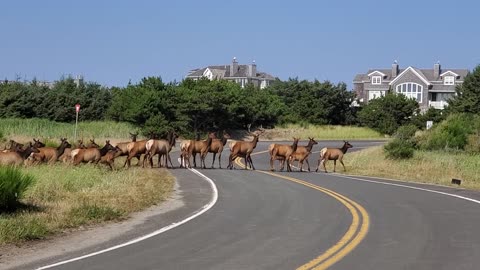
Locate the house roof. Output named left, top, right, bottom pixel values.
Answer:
left=186, top=63, right=275, bottom=80
left=353, top=66, right=468, bottom=84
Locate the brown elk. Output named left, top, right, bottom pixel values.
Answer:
left=73, top=140, right=116, bottom=165
left=289, top=137, right=318, bottom=172
left=124, top=137, right=149, bottom=168
left=188, top=132, right=216, bottom=169
left=32, top=138, right=71, bottom=164
left=227, top=132, right=262, bottom=170
left=144, top=132, right=178, bottom=168
left=1, top=140, right=24, bottom=153
left=179, top=139, right=192, bottom=168
left=315, top=141, right=353, bottom=173
left=115, top=132, right=138, bottom=158
left=269, top=138, right=299, bottom=172
left=59, top=140, right=86, bottom=163
left=86, top=139, right=100, bottom=148
left=32, top=139, right=46, bottom=148
left=99, top=145, right=124, bottom=170
left=208, top=131, right=231, bottom=169
left=0, top=143, right=39, bottom=166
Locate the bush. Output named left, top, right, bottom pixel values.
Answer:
left=419, top=114, right=476, bottom=151
left=384, top=139, right=415, bottom=159
left=394, top=124, right=418, bottom=141
left=466, top=134, right=480, bottom=154
left=0, top=167, right=35, bottom=211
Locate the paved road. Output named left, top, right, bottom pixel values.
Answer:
left=24, top=140, right=480, bottom=269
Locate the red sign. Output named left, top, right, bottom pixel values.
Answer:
left=75, top=104, right=81, bottom=113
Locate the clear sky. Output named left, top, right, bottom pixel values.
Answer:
left=1, top=0, right=479, bottom=89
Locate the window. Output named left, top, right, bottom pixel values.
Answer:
left=372, top=76, right=382, bottom=85
left=396, top=82, right=423, bottom=102
left=444, top=76, right=455, bottom=85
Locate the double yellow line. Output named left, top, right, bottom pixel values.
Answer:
left=234, top=152, right=370, bottom=269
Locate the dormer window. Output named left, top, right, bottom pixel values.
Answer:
left=444, top=76, right=455, bottom=85
left=372, top=76, right=382, bottom=85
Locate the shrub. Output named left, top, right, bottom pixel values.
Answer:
left=419, top=114, right=475, bottom=151
left=0, top=167, right=35, bottom=211
left=466, top=134, right=480, bottom=154
left=394, top=124, right=418, bottom=141
left=384, top=139, right=415, bottom=159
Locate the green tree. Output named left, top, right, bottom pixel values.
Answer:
left=448, top=65, right=480, bottom=114
left=358, top=93, right=419, bottom=135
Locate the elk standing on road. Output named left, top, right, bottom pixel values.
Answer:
left=208, top=131, right=231, bottom=169
left=227, top=131, right=262, bottom=170
left=289, top=137, right=318, bottom=172
left=315, top=141, right=353, bottom=173
left=269, top=138, right=299, bottom=172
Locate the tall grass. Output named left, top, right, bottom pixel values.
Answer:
left=0, top=118, right=136, bottom=141
left=0, top=167, right=35, bottom=211
left=265, top=124, right=385, bottom=140
left=346, top=146, right=480, bottom=190
left=0, top=164, right=174, bottom=244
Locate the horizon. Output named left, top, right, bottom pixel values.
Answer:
left=1, top=0, right=479, bottom=89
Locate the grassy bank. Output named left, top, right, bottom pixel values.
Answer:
left=0, top=118, right=136, bottom=141
left=263, top=124, right=385, bottom=140
left=0, top=165, right=174, bottom=245
left=345, top=146, right=480, bottom=190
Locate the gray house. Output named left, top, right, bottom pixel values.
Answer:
left=353, top=62, right=468, bottom=110
left=186, top=57, right=275, bottom=89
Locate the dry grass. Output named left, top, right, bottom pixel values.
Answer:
left=0, top=164, right=174, bottom=245
left=262, top=124, right=385, bottom=141
left=344, top=146, right=480, bottom=190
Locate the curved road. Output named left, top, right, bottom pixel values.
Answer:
left=21, top=140, right=480, bottom=269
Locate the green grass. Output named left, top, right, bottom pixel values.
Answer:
left=0, top=167, right=35, bottom=211
left=0, top=118, right=136, bottom=141
left=345, top=146, right=480, bottom=190
left=0, top=164, right=174, bottom=245
left=264, top=124, right=385, bottom=140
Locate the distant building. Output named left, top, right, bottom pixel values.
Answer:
left=353, top=61, right=469, bottom=110
left=186, top=57, right=275, bottom=89
left=1, top=74, right=84, bottom=89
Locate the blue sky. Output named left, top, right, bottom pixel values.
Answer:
left=1, top=0, right=479, bottom=89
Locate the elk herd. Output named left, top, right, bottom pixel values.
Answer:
left=0, top=130, right=353, bottom=173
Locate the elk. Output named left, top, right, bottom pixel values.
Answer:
left=1, top=140, right=24, bottom=153
left=144, top=131, right=178, bottom=168
left=73, top=140, right=116, bottom=165
left=188, top=132, right=216, bottom=169
left=315, top=141, right=353, bottom=173
left=0, top=143, right=39, bottom=166
left=269, top=137, right=299, bottom=172
left=124, top=137, right=149, bottom=168
left=32, top=139, right=46, bottom=148
left=208, top=131, right=231, bottom=169
left=289, top=137, right=318, bottom=172
left=99, top=145, right=124, bottom=170
left=115, top=132, right=138, bottom=158
left=227, top=132, right=261, bottom=170
left=86, top=139, right=100, bottom=148
left=31, top=138, right=71, bottom=164
left=179, top=139, right=192, bottom=168
left=59, top=140, right=86, bottom=163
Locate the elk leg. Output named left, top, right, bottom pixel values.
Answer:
left=218, top=152, right=222, bottom=169
left=315, top=158, right=321, bottom=172
left=340, top=159, right=346, bottom=172
left=306, top=159, right=311, bottom=172
left=270, top=156, right=275, bottom=171
left=211, top=152, right=216, bottom=168
left=323, top=159, right=328, bottom=173
left=249, top=155, right=255, bottom=170
left=333, top=160, right=337, bottom=172
left=193, top=153, right=197, bottom=168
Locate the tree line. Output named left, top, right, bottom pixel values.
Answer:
left=1, top=64, right=479, bottom=137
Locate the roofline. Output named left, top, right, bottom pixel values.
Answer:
left=389, top=66, right=431, bottom=86
left=367, top=70, right=386, bottom=77
left=440, top=70, right=459, bottom=77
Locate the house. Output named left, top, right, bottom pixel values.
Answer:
left=185, top=57, right=275, bottom=89
left=353, top=61, right=469, bottom=110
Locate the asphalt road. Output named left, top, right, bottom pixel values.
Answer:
left=24, top=140, right=480, bottom=270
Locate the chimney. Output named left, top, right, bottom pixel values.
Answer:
left=230, top=57, right=238, bottom=77
left=434, top=61, right=441, bottom=78
left=392, top=60, right=399, bottom=77
left=248, top=60, right=257, bottom=77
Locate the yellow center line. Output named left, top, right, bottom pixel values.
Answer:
left=234, top=151, right=370, bottom=269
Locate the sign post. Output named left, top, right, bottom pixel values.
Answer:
left=74, top=104, right=80, bottom=141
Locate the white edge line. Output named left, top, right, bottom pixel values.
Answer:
left=263, top=150, right=480, bottom=205
left=317, top=173, right=480, bottom=205
left=37, top=159, right=218, bottom=270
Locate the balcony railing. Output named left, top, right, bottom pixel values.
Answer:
left=429, top=100, right=448, bottom=109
